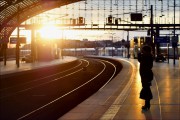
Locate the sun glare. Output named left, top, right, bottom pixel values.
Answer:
left=39, top=25, right=60, bottom=39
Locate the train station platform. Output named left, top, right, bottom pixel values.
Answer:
left=59, top=58, right=180, bottom=120
left=0, top=56, right=78, bottom=75
left=0, top=57, right=179, bottom=120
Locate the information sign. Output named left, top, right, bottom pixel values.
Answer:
left=10, top=37, right=26, bottom=44
left=155, top=36, right=170, bottom=43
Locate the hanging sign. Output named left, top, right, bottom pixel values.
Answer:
left=130, top=13, right=142, bottom=21
left=10, top=37, right=26, bottom=44
left=155, top=36, right=170, bottom=43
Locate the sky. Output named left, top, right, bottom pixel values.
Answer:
left=11, top=0, right=180, bottom=44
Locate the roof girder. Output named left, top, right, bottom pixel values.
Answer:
left=0, top=0, right=83, bottom=37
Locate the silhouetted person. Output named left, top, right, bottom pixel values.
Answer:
left=138, top=45, right=153, bottom=110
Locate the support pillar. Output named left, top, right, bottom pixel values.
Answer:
left=150, top=5, right=155, bottom=57
left=127, top=31, right=130, bottom=58
left=173, top=0, right=176, bottom=65
left=16, top=6, right=20, bottom=67
left=31, top=29, right=35, bottom=62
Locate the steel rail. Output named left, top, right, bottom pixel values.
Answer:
left=0, top=60, right=84, bottom=91
left=17, top=59, right=116, bottom=120
left=0, top=59, right=89, bottom=99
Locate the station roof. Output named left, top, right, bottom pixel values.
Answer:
left=0, top=0, right=83, bottom=38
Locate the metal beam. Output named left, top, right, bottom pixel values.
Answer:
left=2, top=23, right=180, bottom=28
left=105, top=24, right=180, bottom=27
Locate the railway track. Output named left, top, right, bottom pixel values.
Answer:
left=0, top=57, right=122, bottom=120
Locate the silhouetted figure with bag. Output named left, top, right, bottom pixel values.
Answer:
left=138, top=45, right=154, bottom=110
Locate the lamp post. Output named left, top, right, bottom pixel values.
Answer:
left=111, top=33, right=116, bottom=57
left=150, top=5, right=155, bottom=58
left=127, top=31, right=130, bottom=58
left=104, top=32, right=116, bottom=57
left=16, top=5, right=20, bottom=67
left=173, top=0, right=176, bottom=65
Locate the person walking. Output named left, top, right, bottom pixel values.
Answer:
left=138, top=45, right=154, bottom=110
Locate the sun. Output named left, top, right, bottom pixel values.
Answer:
left=39, top=25, right=60, bottom=39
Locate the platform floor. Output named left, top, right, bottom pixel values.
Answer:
left=0, top=56, right=77, bottom=75
left=59, top=58, right=180, bottom=120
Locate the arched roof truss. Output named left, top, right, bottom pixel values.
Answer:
left=0, top=0, right=83, bottom=38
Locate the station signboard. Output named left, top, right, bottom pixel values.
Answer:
left=155, top=36, right=170, bottom=43
left=10, top=37, right=26, bottom=44
left=171, top=36, right=178, bottom=43
left=10, top=38, right=17, bottom=44
left=171, top=36, right=178, bottom=47
left=130, top=13, right=142, bottom=21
